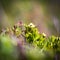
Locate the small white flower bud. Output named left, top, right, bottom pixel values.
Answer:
left=28, top=23, right=35, bottom=27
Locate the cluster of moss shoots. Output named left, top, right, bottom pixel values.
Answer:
left=0, top=22, right=60, bottom=60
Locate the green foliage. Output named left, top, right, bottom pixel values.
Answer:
left=1, top=22, right=60, bottom=52
left=25, top=23, right=39, bottom=44
left=1, top=22, right=60, bottom=60
left=45, top=36, right=60, bottom=52
left=25, top=23, right=46, bottom=49
left=24, top=23, right=60, bottom=58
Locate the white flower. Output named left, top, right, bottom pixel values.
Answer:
left=28, top=23, right=35, bottom=27
left=42, top=33, right=46, bottom=36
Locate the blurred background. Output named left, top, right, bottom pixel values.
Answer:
left=0, top=0, right=60, bottom=36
